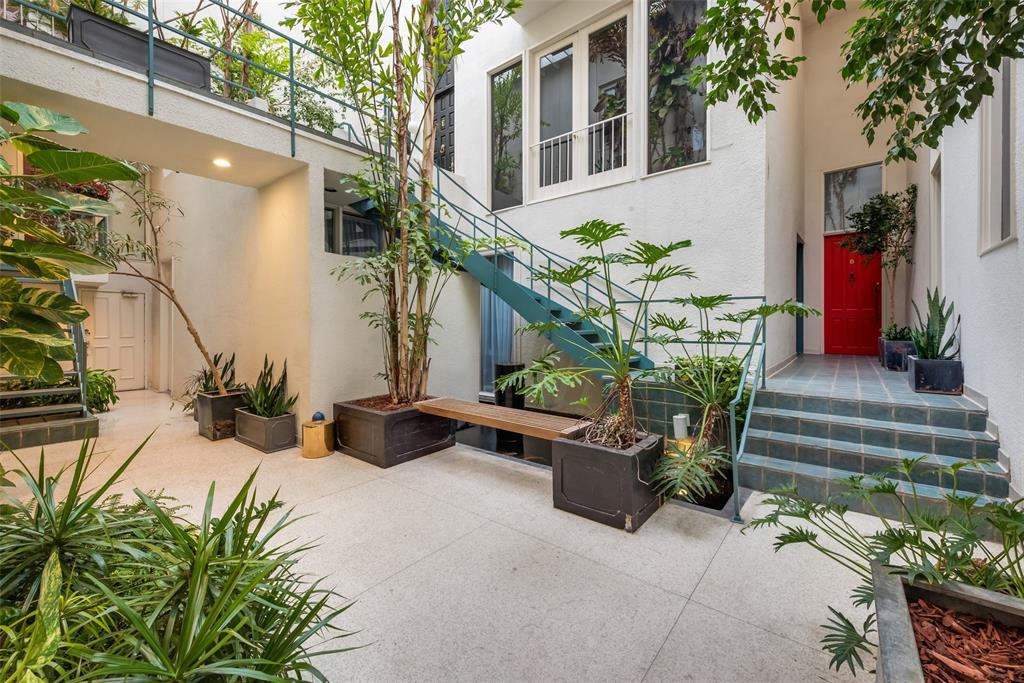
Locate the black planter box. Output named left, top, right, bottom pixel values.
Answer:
left=67, top=6, right=211, bottom=90
left=872, top=562, right=1024, bottom=683
left=882, top=339, right=917, bottom=371
left=877, top=336, right=885, bottom=365
left=235, top=408, right=296, bottom=453
left=907, top=355, right=963, bottom=395
left=196, top=391, right=245, bottom=440
left=333, top=399, right=455, bottom=468
left=551, top=433, right=663, bottom=532
left=494, top=363, right=525, bottom=452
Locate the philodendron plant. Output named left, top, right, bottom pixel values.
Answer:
left=497, top=219, right=694, bottom=450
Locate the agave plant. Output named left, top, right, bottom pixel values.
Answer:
left=0, top=439, right=356, bottom=680
left=749, top=458, right=1023, bottom=675
left=243, top=356, right=298, bottom=418
left=909, top=287, right=960, bottom=360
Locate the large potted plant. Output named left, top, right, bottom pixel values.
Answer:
left=750, top=458, right=1023, bottom=678
left=288, top=0, right=518, bottom=468
left=179, top=352, right=239, bottom=422
left=498, top=219, right=694, bottom=532
left=907, top=288, right=963, bottom=395
left=841, top=185, right=916, bottom=363
left=879, top=322, right=917, bottom=371
left=235, top=356, right=298, bottom=453
left=649, top=296, right=816, bottom=509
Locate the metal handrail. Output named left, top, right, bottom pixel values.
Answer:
left=728, top=313, right=768, bottom=524
left=60, top=278, right=89, bottom=411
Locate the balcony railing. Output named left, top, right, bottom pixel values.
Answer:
left=530, top=112, right=632, bottom=199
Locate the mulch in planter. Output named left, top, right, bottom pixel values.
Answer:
left=909, top=597, right=1024, bottom=682
left=350, top=395, right=414, bottom=412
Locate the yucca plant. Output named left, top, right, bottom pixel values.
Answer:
left=0, top=439, right=356, bottom=680
left=243, top=356, right=298, bottom=418
left=749, top=458, right=1023, bottom=675
left=909, top=287, right=960, bottom=360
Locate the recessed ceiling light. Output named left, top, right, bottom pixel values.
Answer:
left=213, top=158, right=231, bottom=168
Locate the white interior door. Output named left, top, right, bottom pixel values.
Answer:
left=90, top=291, right=146, bottom=391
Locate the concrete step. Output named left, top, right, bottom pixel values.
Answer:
left=0, top=386, right=80, bottom=400
left=744, top=428, right=1010, bottom=498
left=0, top=413, right=98, bottom=449
left=1, top=403, right=86, bottom=420
left=748, top=406, right=999, bottom=460
left=737, top=453, right=1005, bottom=517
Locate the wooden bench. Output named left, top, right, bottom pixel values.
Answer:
left=414, top=398, right=588, bottom=441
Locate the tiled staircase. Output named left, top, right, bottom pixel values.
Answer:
left=738, top=389, right=1011, bottom=508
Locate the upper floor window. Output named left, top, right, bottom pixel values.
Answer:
left=980, top=58, right=1017, bottom=251
left=325, top=206, right=384, bottom=256
left=823, top=163, right=882, bottom=233
left=491, top=61, right=523, bottom=210
left=647, top=0, right=707, bottom=174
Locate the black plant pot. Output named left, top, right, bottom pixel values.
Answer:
left=67, top=6, right=211, bottom=90
left=907, top=355, right=964, bottom=395
left=494, top=362, right=525, bottom=452
left=333, top=399, right=454, bottom=468
left=551, top=433, right=663, bottom=532
left=235, top=408, right=296, bottom=453
left=877, top=336, right=885, bottom=365
left=872, top=562, right=1024, bottom=683
left=882, top=339, right=918, bottom=371
left=195, top=391, right=246, bottom=440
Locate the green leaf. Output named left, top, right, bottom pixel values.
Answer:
left=23, top=551, right=62, bottom=672
left=0, top=212, right=64, bottom=242
left=4, top=102, right=87, bottom=135
left=38, top=189, right=118, bottom=216
left=26, top=150, right=140, bottom=183
left=0, top=185, right=69, bottom=210
left=2, top=240, right=112, bottom=275
left=0, top=281, right=90, bottom=323
left=11, top=133, right=67, bottom=156
left=0, top=102, right=19, bottom=124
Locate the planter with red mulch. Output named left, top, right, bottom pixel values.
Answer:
left=872, top=562, right=1024, bottom=683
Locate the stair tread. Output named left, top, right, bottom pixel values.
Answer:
left=745, top=428, right=1007, bottom=474
left=739, top=453, right=1004, bottom=504
left=0, top=403, right=86, bottom=419
left=0, top=387, right=80, bottom=399
left=759, top=387, right=986, bottom=413
left=751, top=406, right=994, bottom=442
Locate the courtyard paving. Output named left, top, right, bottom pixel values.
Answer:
left=2, top=391, right=878, bottom=682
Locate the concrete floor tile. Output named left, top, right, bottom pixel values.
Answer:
left=644, top=601, right=857, bottom=682
left=325, top=522, right=687, bottom=683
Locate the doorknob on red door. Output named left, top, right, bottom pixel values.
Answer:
left=849, top=272, right=855, bottom=283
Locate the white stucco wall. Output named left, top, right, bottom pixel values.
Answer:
left=937, top=63, right=1024, bottom=491
left=455, top=0, right=768, bottom=374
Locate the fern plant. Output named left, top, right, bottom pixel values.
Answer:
left=243, top=356, right=298, bottom=418
left=749, top=458, right=1023, bottom=675
left=909, top=288, right=960, bottom=360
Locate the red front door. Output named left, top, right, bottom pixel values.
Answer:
left=824, top=234, right=881, bottom=355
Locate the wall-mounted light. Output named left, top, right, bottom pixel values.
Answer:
left=212, top=158, right=231, bottom=168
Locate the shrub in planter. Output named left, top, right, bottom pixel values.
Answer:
left=749, top=457, right=1023, bottom=676
left=908, top=288, right=963, bottom=394
left=85, top=367, right=119, bottom=413
left=236, top=356, right=298, bottom=453
left=498, top=219, right=695, bottom=532
left=196, top=390, right=246, bottom=440
left=179, top=352, right=239, bottom=418
left=879, top=322, right=916, bottom=371
left=0, top=440, right=354, bottom=679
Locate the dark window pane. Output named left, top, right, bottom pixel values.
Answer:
left=324, top=207, right=337, bottom=253
left=647, top=0, right=706, bottom=173
left=491, top=61, right=523, bottom=209
left=539, top=46, right=573, bottom=186
left=824, top=164, right=882, bottom=233
left=589, top=18, right=628, bottom=175
left=342, top=214, right=384, bottom=256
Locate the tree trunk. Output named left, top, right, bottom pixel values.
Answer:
left=391, top=0, right=411, bottom=404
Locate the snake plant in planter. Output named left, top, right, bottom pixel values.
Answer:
left=235, top=356, right=298, bottom=453
left=907, top=288, right=963, bottom=395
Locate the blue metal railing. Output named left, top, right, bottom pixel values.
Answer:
left=728, top=314, right=767, bottom=523
left=60, top=278, right=89, bottom=410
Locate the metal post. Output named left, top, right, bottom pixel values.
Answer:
left=730, top=403, right=742, bottom=523
left=761, top=314, right=767, bottom=389
left=289, top=42, right=296, bottom=158
left=146, top=0, right=154, bottom=115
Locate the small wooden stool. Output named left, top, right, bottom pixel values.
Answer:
left=301, top=420, right=334, bottom=459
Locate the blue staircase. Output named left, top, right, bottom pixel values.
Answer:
left=349, top=198, right=655, bottom=372
left=0, top=273, right=97, bottom=449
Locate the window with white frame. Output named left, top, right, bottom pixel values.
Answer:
left=823, top=163, right=882, bottom=233
left=530, top=10, right=631, bottom=198
left=647, top=0, right=707, bottom=174
left=980, top=58, right=1017, bottom=251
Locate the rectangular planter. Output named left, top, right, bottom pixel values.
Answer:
left=877, top=336, right=885, bottom=365
left=333, top=398, right=454, bottom=468
left=882, top=339, right=917, bottom=372
left=195, top=391, right=245, bottom=440
left=907, top=355, right=963, bottom=395
left=551, top=433, right=664, bottom=532
left=872, top=562, right=1024, bottom=683
left=235, top=408, right=296, bottom=453
left=67, top=6, right=211, bottom=90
